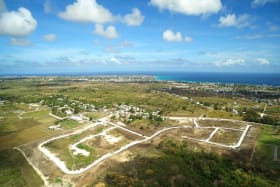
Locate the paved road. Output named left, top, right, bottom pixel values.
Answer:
left=260, top=104, right=267, bottom=118
left=15, top=147, right=49, bottom=187
left=48, top=112, right=66, bottom=120
left=71, top=126, right=117, bottom=156
left=107, top=121, right=148, bottom=138
left=39, top=121, right=187, bottom=174
left=205, top=128, right=219, bottom=142
left=38, top=116, right=251, bottom=175
left=182, top=118, right=251, bottom=149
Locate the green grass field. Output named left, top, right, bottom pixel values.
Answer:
left=83, top=111, right=107, bottom=120
left=253, top=125, right=280, bottom=169
left=0, top=149, right=43, bottom=187
left=60, top=119, right=80, bottom=129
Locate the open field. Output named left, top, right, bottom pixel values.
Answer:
left=210, top=129, right=243, bottom=145
left=83, top=111, right=108, bottom=120
left=198, top=119, right=246, bottom=129
left=0, top=149, right=43, bottom=187
left=253, top=125, right=280, bottom=169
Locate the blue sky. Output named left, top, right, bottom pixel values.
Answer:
left=0, top=0, right=279, bottom=74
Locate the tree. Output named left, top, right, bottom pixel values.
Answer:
left=74, top=107, right=80, bottom=114
left=243, top=110, right=259, bottom=123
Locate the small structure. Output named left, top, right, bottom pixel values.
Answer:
left=48, top=124, right=61, bottom=130
left=70, top=115, right=83, bottom=121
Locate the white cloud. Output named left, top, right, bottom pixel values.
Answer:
left=163, top=29, right=192, bottom=43
left=150, top=0, right=222, bottom=16
left=124, top=8, right=144, bottom=26
left=163, top=29, right=182, bottom=42
left=218, top=14, right=252, bottom=28
left=185, top=36, right=193, bottom=43
left=109, top=57, right=122, bottom=64
left=216, top=59, right=245, bottom=66
left=59, top=0, right=114, bottom=23
left=10, top=38, right=32, bottom=46
left=256, top=58, right=270, bottom=65
left=44, top=0, right=51, bottom=14
left=219, top=14, right=236, bottom=27
left=94, top=24, right=118, bottom=39
left=252, top=0, right=280, bottom=7
left=43, top=33, right=56, bottom=42
left=0, top=7, right=37, bottom=36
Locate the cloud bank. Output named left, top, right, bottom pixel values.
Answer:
left=150, top=0, right=222, bottom=15
left=0, top=7, right=37, bottom=36
left=59, top=0, right=114, bottom=23
left=215, top=59, right=245, bottom=67
left=163, top=29, right=192, bottom=43
left=94, top=24, right=118, bottom=39
left=256, top=58, right=270, bottom=65
left=218, top=14, right=252, bottom=28
left=252, top=0, right=280, bottom=7
left=124, top=8, right=144, bottom=26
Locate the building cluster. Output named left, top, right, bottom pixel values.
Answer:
left=111, top=104, right=163, bottom=123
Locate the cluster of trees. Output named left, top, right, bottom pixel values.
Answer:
left=51, top=107, right=66, bottom=118
left=104, top=139, right=279, bottom=187
left=43, top=95, right=84, bottom=115
left=42, top=95, right=70, bottom=107
left=243, top=110, right=278, bottom=126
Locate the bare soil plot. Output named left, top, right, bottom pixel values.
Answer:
left=206, top=110, right=242, bottom=120
left=173, top=127, right=213, bottom=140
left=44, top=124, right=114, bottom=170
left=42, top=122, right=144, bottom=171
left=82, top=128, right=142, bottom=159
left=209, top=129, right=243, bottom=146
left=126, top=119, right=180, bottom=136
left=83, top=112, right=107, bottom=120
left=198, top=119, right=246, bottom=129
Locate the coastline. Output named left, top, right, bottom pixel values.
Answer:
left=155, top=72, right=280, bottom=86
left=0, top=72, right=279, bottom=86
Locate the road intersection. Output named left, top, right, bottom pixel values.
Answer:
left=37, top=116, right=251, bottom=175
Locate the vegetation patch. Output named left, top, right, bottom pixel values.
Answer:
left=84, top=112, right=107, bottom=120
left=0, top=149, right=43, bottom=187
left=198, top=119, right=246, bottom=129
left=210, top=129, right=243, bottom=145
left=253, top=125, right=280, bottom=170
left=103, top=139, right=279, bottom=187
left=59, top=119, right=80, bottom=129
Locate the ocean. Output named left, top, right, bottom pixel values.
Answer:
left=155, top=72, right=280, bottom=86
left=1, top=72, right=279, bottom=86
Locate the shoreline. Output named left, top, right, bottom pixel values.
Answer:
left=0, top=72, right=279, bottom=87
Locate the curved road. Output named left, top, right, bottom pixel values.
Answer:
left=38, top=117, right=251, bottom=175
